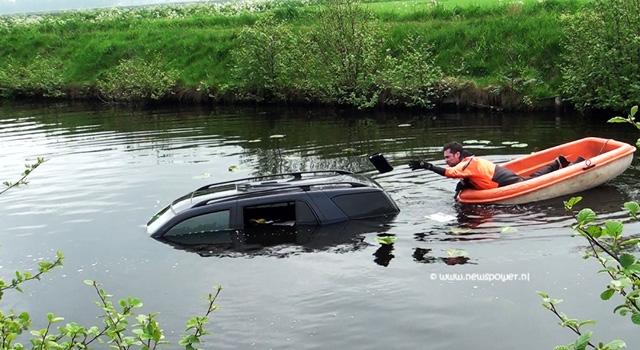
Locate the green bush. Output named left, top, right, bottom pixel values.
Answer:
left=560, top=0, right=640, bottom=112
left=0, top=56, right=66, bottom=98
left=231, top=0, right=446, bottom=108
left=98, top=56, right=179, bottom=102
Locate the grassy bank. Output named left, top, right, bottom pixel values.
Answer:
left=0, top=0, right=588, bottom=110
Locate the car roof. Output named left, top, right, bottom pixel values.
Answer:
left=169, top=170, right=382, bottom=214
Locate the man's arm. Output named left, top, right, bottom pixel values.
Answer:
left=408, top=160, right=446, bottom=176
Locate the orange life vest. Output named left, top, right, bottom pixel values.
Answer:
left=444, top=156, right=520, bottom=190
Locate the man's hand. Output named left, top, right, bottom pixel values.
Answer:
left=408, top=159, right=433, bottom=171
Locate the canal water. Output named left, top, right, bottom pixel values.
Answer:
left=1, top=102, right=639, bottom=349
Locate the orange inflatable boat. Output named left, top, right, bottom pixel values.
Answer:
left=457, top=137, right=636, bottom=205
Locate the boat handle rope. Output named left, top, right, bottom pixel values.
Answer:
left=581, top=138, right=610, bottom=171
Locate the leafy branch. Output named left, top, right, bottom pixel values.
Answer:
left=537, top=105, right=640, bottom=350
left=535, top=198, right=640, bottom=350
left=608, top=105, right=640, bottom=148
left=1, top=159, right=221, bottom=349
left=0, top=157, right=47, bottom=195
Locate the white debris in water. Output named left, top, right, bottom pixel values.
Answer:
left=425, top=212, right=456, bottom=222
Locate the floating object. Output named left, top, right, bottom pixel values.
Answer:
left=269, top=134, right=285, bottom=139
left=446, top=248, right=469, bottom=257
left=450, top=227, right=472, bottom=235
left=425, top=212, right=456, bottom=222
left=464, top=139, right=491, bottom=144
left=510, top=143, right=528, bottom=148
left=457, top=137, right=636, bottom=204
left=376, top=235, right=397, bottom=245
left=368, top=153, right=394, bottom=173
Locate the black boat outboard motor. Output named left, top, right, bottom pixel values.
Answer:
left=369, top=153, right=394, bottom=173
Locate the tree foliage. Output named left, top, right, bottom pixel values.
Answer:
left=231, top=0, right=445, bottom=108
left=560, top=0, right=640, bottom=112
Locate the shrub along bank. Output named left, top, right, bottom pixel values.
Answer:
left=0, top=0, right=637, bottom=113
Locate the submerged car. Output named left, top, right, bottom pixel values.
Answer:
left=146, top=170, right=400, bottom=240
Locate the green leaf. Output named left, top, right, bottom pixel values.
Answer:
left=604, top=339, right=626, bottom=350
left=585, top=225, right=603, bottom=238
left=613, top=304, right=629, bottom=314
left=611, top=277, right=632, bottom=289
left=553, top=346, right=570, bottom=350
left=620, top=239, right=640, bottom=247
left=574, top=330, right=592, bottom=350
left=608, top=116, right=629, bottom=123
left=576, top=208, right=596, bottom=224
left=578, top=319, right=596, bottom=327
left=619, top=253, right=636, bottom=268
left=605, top=220, right=623, bottom=239
left=631, top=105, right=638, bottom=118
left=83, top=280, right=95, bottom=286
left=623, top=202, right=640, bottom=216
left=564, top=196, right=582, bottom=209
left=376, top=236, right=397, bottom=245
left=625, top=264, right=640, bottom=273
left=536, top=291, right=549, bottom=298
left=632, top=313, right=640, bottom=325
left=600, top=288, right=615, bottom=300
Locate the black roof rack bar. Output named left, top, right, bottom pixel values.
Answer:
left=191, top=181, right=369, bottom=208
left=194, top=170, right=354, bottom=192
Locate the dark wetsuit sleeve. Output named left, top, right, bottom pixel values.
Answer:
left=429, top=165, right=446, bottom=176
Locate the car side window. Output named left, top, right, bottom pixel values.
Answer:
left=331, top=192, right=395, bottom=219
left=164, top=210, right=231, bottom=237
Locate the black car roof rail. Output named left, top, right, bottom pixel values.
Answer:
left=193, top=170, right=354, bottom=192
left=190, top=181, right=369, bottom=208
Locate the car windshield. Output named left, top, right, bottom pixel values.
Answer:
left=146, top=203, right=175, bottom=235
left=146, top=186, right=238, bottom=235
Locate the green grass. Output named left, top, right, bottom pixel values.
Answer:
left=0, top=0, right=589, bottom=109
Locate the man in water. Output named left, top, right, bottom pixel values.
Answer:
left=408, top=141, right=582, bottom=195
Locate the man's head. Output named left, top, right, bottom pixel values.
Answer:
left=442, top=142, right=465, bottom=167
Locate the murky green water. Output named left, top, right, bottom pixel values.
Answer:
left=1, top=102, right=639, bottom=349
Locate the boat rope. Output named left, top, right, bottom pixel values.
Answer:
left=597, top=139, right=611, bottom=156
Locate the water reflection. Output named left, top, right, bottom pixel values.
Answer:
left=425, top=185, right=629, bottom=237
left=154, top=218, right=396, bottom=258
left=412, top=248, right=473, bottom=265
